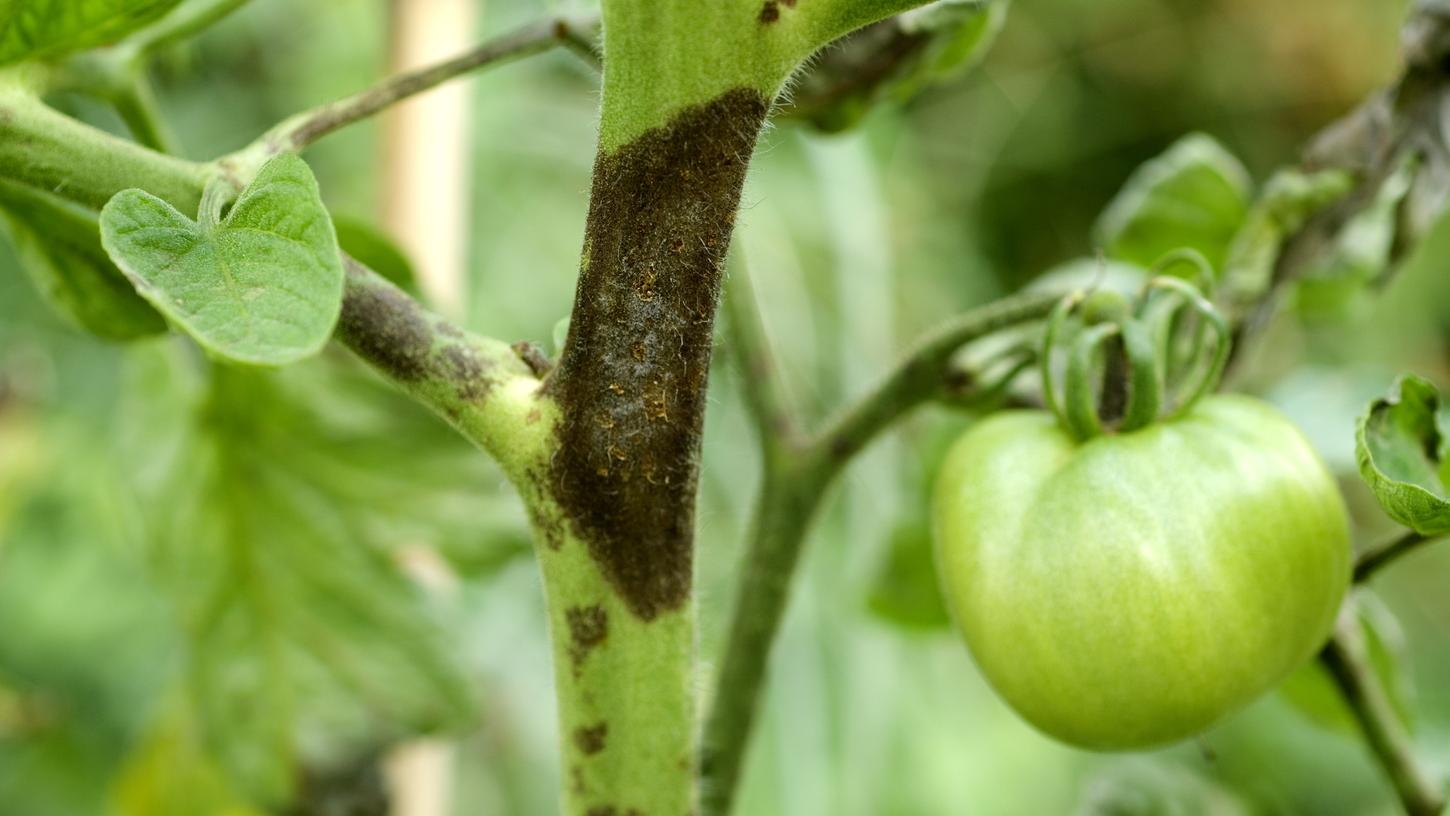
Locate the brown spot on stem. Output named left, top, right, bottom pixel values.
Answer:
left=441, top=344, right=488, bottom=400
left=546, top=88, right=769, bottom=621
left=759, top=1, right=780, bottom=23
left=337, top=258, right=433, bottom=382
left=337, top=257, right=498, bottom=403
left=574, top=722, right=608, bottom=755
left=566, top=604, right=608, bottom=671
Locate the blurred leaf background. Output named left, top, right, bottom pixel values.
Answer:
left=3, top=0, right=1450, bottom=813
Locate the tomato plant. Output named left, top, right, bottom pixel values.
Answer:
left=0, top=0, right=1448, bottom=814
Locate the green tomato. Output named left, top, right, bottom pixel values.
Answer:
left=933, top=394, right=1350, bottom=750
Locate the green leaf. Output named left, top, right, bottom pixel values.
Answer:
left=99, top=154, right=344, bottom=366
left=1220, top=168, right=1354, bottom=315
left=0, top=0, right=183, bottom=66
left=0, top=429, right=176, bottom=816
left=867, top=519, right=951, bottom=630
left=110, top=706, right=266, bottom=816
left=332, top=215, right=418, bottom=294
left=1095, top=134, right=1253, bottom=274
left=1279, top=593, right=1414, bottom=735
left=1355, top=374, right=1450, bottom=535
left=1296, top=157, right=1415, bottom=321
left=895, top=0, right=1006, bottom=95
left=0, top=180, right=165, bottom=340
left=117, top=350, right=488, bottom=807
left=783, top=0, right=1003, bottom=133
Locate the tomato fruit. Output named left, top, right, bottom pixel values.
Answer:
left=933, top=394, right=1350, bottom=749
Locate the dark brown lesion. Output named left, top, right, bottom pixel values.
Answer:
left=336, top=255, right=518, bottom=406
left=566, top=603, right=609, bottom=672
left=574, top=721, right=609, bottom=755
left=546, top=89, right=771, bottom=621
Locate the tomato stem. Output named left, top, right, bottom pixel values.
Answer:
left=1321, top=604, right=1447, bottom=816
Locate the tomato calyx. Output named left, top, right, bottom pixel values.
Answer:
left=1042, top=250, right=1231, bottom=440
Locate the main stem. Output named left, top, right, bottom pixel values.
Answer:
left=528, top=2, right=782, bottom=812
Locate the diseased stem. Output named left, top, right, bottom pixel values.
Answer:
left=231, top=16, right=596, bottom=163
left=1320, top=605, right=1447, bottom=816
left=335, top=256, right=544, bottom=477
left=701, top=288, right=1058, bottom=816
left=1355, top=531, right=1440, bottom=583
left=0, top=90, right=542, bottom=475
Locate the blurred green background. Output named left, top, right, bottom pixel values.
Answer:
left=3, top=0, right=1450, bottom=814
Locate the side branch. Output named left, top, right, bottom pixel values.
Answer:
left=702, top=288, right=1057, bottom=816
left=1355, top=530, right=1440, bottom=583
left=1320, top=605, right=1447, bottom=816
left=337, top=257, right=543, bottom=474
left=0, top=90, right=540, bottom=473
left=811, top=290, right=1057, bottom=463
left=230, top=16, right=597, bottom=164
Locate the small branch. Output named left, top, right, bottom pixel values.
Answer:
left=233, top=16, right=595, bottom=163
left=0, top=90, right=208, bottom=212
left=336, top=256, right=542, bottom=472
left=1355, top=530, right=1441, bottom=583
left=724, top=254, right=804, bottom=452
left=1320, top=604, right=1447, bottom=816
left=700, top=455, right=833, bottom=816
left=554, top=17, right=602, bottom=71
left=701, top=289, right=1057, bottom=815
left=811, top=290, right=1059, bottom=464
